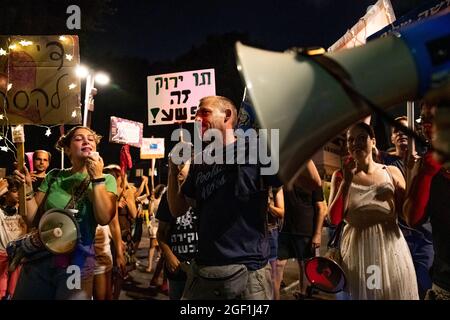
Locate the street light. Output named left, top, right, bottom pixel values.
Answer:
left=75, top=65, right=111, bottom=128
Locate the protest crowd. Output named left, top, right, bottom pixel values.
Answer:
left=0, top=1, right=449, bottom=301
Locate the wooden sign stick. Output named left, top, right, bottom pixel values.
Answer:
left=151, top=158, right=156, bottom=193
left=12, top=125, right=27, bottom=217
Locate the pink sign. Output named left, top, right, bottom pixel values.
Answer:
left=109, top=116, right=143, bottom=148
left=147, top=68, right=216, bottom=126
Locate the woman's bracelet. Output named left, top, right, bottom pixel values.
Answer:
left=92, top=177, right=106, bottom=186
left=26, top=190, right=35, bottom=200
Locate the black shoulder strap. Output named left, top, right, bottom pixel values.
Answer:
left=64, top=176, right=90, bottom=210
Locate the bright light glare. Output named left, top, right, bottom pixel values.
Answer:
left=75, top=65, right=89, bottom=78
left=19, top=40, right=33, bottom=47
left=95, top=72, right=110, bottom=86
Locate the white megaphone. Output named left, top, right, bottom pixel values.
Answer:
left=7, top=209, right=79, bottom=271
left=38, top=208, right=79, bottom=254
left=236, top=13, right=450, bottom=185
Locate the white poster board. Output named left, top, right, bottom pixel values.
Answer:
left=109, top=116, right=143, bottom=148
left=328, top=0, right=396, bottom=52
left=147, top=68, right=216, bottom=126
left=140, top=137, right=165, bottom=159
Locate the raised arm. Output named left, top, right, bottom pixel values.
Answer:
left=88, top=157, right=117, bottom=225
left=134, top=176, right=148, bottom=198
left=403, top=153, right=441, bottom=227
left=326, top=159, right=355, bottom=225
left=167, top=159, right=192, bottom=217
left=14, top=166, right=45, bottom=227
left=124, top=185, right=138, bottom=219
left=92, top=180, right=117, bottom=225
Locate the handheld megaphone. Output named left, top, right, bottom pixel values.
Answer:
left=7, top=208, right=79, bottom=271
left=304, top=256, right=347, bottom=295
left=235, top=13, right=450, bottom=185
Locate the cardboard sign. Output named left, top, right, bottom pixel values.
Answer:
left=109, top=116, right=143, bottom=148
left=147, top=68, right=216, bottom=126
left=0, top=35, right=81, bottom=125
left=328, top=0, right=396, bottom=52
left=140, top=137, right=165, bottom=159
left=11, top=125, right=25, bottom=143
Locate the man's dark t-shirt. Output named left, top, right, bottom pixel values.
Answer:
left=282, top=187, right=324, bottom=236
left=378, top=151, right=406, bottom=178
left=181, top=142, right=282, bottom=271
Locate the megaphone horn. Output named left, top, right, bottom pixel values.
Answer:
left=235, top=13, right=450, bottom=185
left=6, top=209, right=79, bottom=272
left=38, top=208, right=79, bottom=254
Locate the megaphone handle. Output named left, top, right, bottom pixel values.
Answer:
left=150, top=158, right=155, bottom=192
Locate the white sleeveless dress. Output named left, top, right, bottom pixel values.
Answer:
left=340, top=167, right=419, bottom=300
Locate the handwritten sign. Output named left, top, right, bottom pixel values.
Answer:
left=109, top=116, right=143, bottom=148
left=328, top=0, right=396, bottom=52
left=0, top=35, right=81, bottom=125
left=147, top=68, right=216, bottom=126
left=140, top=137, right=165, bottom=159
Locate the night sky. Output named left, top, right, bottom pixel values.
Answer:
left=88, top=0, right=376, bottom=62
left=0, top=0, right=424, bottom=180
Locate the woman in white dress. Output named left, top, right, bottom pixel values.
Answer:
left=328, top=122, right=418, bottom=300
